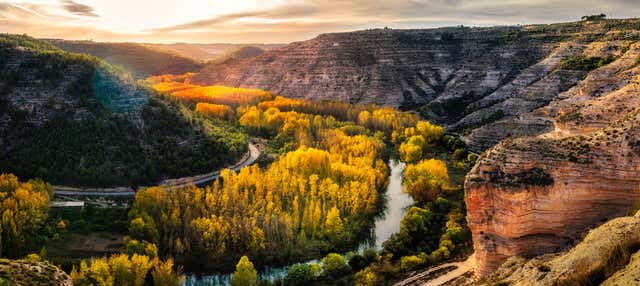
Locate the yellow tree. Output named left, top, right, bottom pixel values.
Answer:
left=231, top=256, right=258, bottom=286
left=404, top=159, right=449, bottom=203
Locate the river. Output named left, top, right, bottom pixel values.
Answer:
left=184, top=160, right=413, bottom=285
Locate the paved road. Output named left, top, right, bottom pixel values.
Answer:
left=53, top=143, right=261, bottom=197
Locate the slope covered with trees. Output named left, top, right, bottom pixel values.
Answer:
left=122, top=76, right=476, bottom=276
left=47, top=39, right=203, bottom=78
left=0, top=35, right=247, bottom=187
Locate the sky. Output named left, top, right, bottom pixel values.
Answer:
left=0, top=0, right=639, bottom=43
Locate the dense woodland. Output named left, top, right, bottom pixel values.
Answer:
left=0, top=41, right=474, bottom=285
left=0, top=35, right=248, bottom=187
left=120, top=76, right=474, bottom=282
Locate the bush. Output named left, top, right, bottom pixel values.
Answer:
left=560, top=55, right=615, bottom=71
left=284, top=264, right=314, bottom=286
left=354, top=268, right=383, bottom=286
left=400, top=255, right=425, bottom=272
left=322, top=253, right=348, bottom=276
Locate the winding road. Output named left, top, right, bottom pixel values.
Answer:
left=52, top=143, right=261, bottom=197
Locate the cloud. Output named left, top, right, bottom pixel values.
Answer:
left=61, top=0, right=97, bottom=17
left=150, top=3, right=320, bottom=33
left=1, top=0, right=640, bottom=43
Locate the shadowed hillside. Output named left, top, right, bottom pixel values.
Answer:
left=0, top=35, right=247, bottom=187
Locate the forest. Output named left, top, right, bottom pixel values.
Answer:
left=0, top=35, right=248, bottom=187
left=0, top=70, right=474, bottom=286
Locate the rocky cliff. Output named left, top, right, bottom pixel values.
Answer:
left=465, top=36, right=640, bottom=275
left=193, top=18, right=640, bottom=151
left=482, top=211, right=640, bottom=285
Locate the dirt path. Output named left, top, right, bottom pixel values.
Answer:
left=394, top=254, right=475, bottom=286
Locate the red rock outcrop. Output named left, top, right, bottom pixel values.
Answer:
left=465, top=74, right=640, bottom=276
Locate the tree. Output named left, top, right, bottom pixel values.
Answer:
left=321, top=253, right=348, bottom=276
left=324, top=206, right=344, bottom=241
left=284, top=264, right=314, bottom=286
left=152, top=258, right=184, bottom=286
left=582, top=14, right=606, bottom=21
left=403, top=159, right=449, bottom=203
left=0, top=174, right=51, bottom=258
left=231, top=256, right=258, bottom=286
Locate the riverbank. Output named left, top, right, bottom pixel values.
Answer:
left=185, top=160, right=413, bottom=285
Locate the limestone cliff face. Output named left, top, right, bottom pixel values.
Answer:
left=194, top=19, right=640, bottom=152
left=465, top=54, right=640, bottom=275
left=482, top=211, right=640, bottom=285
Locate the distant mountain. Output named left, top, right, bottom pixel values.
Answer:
left=0, top=34, right=247, bottom=187
left=46, top=39, right=203, bottom=78
left=145, top=43, right=285, bottom=62
left=226, top=46, right=266, bottom=60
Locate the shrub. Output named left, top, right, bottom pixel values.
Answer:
left=322, top=253, right=348, bottom=276
left=284, top=264, right=314, bottom=286
left=560, top=55, right=615, bottom=71
left=400, top=255, right=425, bottom=272
left=354, top=268, right=383, bottom=286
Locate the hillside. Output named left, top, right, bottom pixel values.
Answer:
left=46, top=39, right=203, bottom=78
left=145, top=43, right=285, bottom=62
left=0, top=35, right=247, bottom=187
left=192, top=18, right=640, bottom=151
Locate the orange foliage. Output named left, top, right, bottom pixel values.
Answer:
left=195, top=103, right=233, bottom=120
left=150, top=73, right=274, bottom=107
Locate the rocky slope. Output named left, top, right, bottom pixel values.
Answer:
left=481, top=211, right=640, bottom=285
left=0, top=258, right=72, bottom=286
left=193, top=18, right=640, bottom=152
left=47, top=39, right=203, bottom=78
left=0, top=34, right=247, bottom=187
left=465, top=37, right=640, bottom=276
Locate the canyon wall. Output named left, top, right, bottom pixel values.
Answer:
left=465, top=40, right=640, bottom=275
left=193, top=19, right=640, bottom=152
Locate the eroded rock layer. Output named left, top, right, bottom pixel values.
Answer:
left=466, top=66, right=640, bottom=275
left=482, top=211, right=640, bottom=285
left=193, top=18, right=640, bottom=151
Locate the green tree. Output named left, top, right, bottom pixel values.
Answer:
left=231, top=256, right=258, bottom=286
left=284, top=264, right=314, bottom=286
left=321, top=253, right=348, bottom=276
